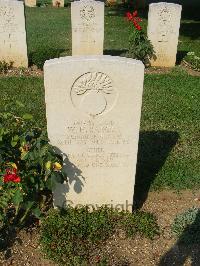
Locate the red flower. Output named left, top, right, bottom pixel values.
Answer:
left=135, top=24, right=142, bottom=31
left=133, top=10, right=138, bottom=17
left=126, top=12, right=133, bottom=21
left=125, top=10, right=142, bottom=31
left=4, top=168, right=21, bottom=183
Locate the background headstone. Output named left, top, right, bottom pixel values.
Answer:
left=147, top=2, right=182, bottom=67
left=24, top=0, right=36, bottom=7
left=71, top=0, right=104, bottom=55
left=52, top=0, right=64, bottom=7
left=44, top=56, right=144, bottom=210
left=0, top=0, right=28, bottom=67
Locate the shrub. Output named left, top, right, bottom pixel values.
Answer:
left=37, top=0, right=51, bottom=7
left=125, top=11, right=154, bottom=66
left=0, top=104, right=67, bottom=230
left=0, top=60, right=13, bottom=74
left=171, top=207, right=200, bottom=244
left=40, top=207, right=159, bottom=265
left=183, top=51, right=200, bottom=71
left=29, top=48, right=61, bottom=69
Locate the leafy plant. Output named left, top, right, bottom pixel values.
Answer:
left=125, top=11, right=154, bottom=65
left=183, top=51, right=200, bottom=71
left=0, top=103, right=66, bottom=230
left=37, top=0, right=51, bottom=7
left=120, top=210, right=159, bottom=239
left=171, top=207, right=200, bottom=244
left=40, top=207, right=159, bottom=265
left=0, top=60, right=13, bottom=74
left=29, top=48, right=61, bottom=69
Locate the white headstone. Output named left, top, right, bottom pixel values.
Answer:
left=24, top=0, right=36, bottom=7
left=147, top=2, right=182, bottom=67
left=71, top=0, right=104, bottom=55
left=0, top=0, right=28, bottom=67
left=44, top=56, right=144, bottom=211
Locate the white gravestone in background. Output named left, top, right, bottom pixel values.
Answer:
left=147, top=2, right=182, bottom=67
left=0, top=0, right=28, bottom=67
left=44, top=56, right=144, bottom=210
left=24, top=0, right=36, bottom=7
left=71, top=0, right=104, bottom=55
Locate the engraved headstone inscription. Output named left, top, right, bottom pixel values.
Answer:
left=147, top=2, right=182, bottom=67
left=44, top=56, right=144, bottom=210
left=71, top=0, right=104, bottom=55
left=0, top=0, right=28, bottom=67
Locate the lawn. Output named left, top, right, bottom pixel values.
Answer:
left=0, top=68, right=199, bottom=193
left=25, top=5, right=200, bottom=67
left=0, top=5, right=199, bottom=194
left=1, top=5, right=200, bottom=194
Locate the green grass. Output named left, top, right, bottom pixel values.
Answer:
left=0, top=69, right=199, bottom=191
left=0, top=77, right=46, bottom=128
left=1, top=6, right=199, bottom=193
left=25, top=5, right=200, bottom=68
left=137, top=68, right=200, bottom=193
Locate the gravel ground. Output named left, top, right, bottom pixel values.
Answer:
left=0, top=190, right=199, bottom=266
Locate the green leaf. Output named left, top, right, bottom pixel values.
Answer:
left=51, top=172, right=63, bottom=184
left=46, top=177, right=52, bottom=190
left=0, top=179, right=4, bottom=186
left=32, top=207, right=41, bottom=219
left=22, top=114, right=33, bottom=120
left=11, top=140, right=18, bottom=147
left=23, top=201, right=34, bottom=210
left=11, top=135, right=19, bottom=147
left=29, top=176, right=35, bottom=184
left=12, top=189, right=23, bottom=206
left=21, top=151, right=29, bottom=160
left=13, top=135, right=19, bottom=141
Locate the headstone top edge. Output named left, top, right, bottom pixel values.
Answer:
left=71, top=0, right=100, bottom=2
left=71, top=0, right=104, bottom=5
left=149, top=2, right=182, bottom=8
left=44, top=56, right=144, bottom=68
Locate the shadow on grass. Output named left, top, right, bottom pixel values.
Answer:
left=105, top=3, right=148, bottom=17
left=105, top=4, right=129, bottom=17
left=104, top=49, right=128, bottom=56
left=181, top=6, right=200, bottom=21
left=176, top=50, right=188, bottom=65
left=134, top=130, right=179, bottom=209
left=159, top=210, right=200, bottom=266
left=180, top=22, right=200, bottom=40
